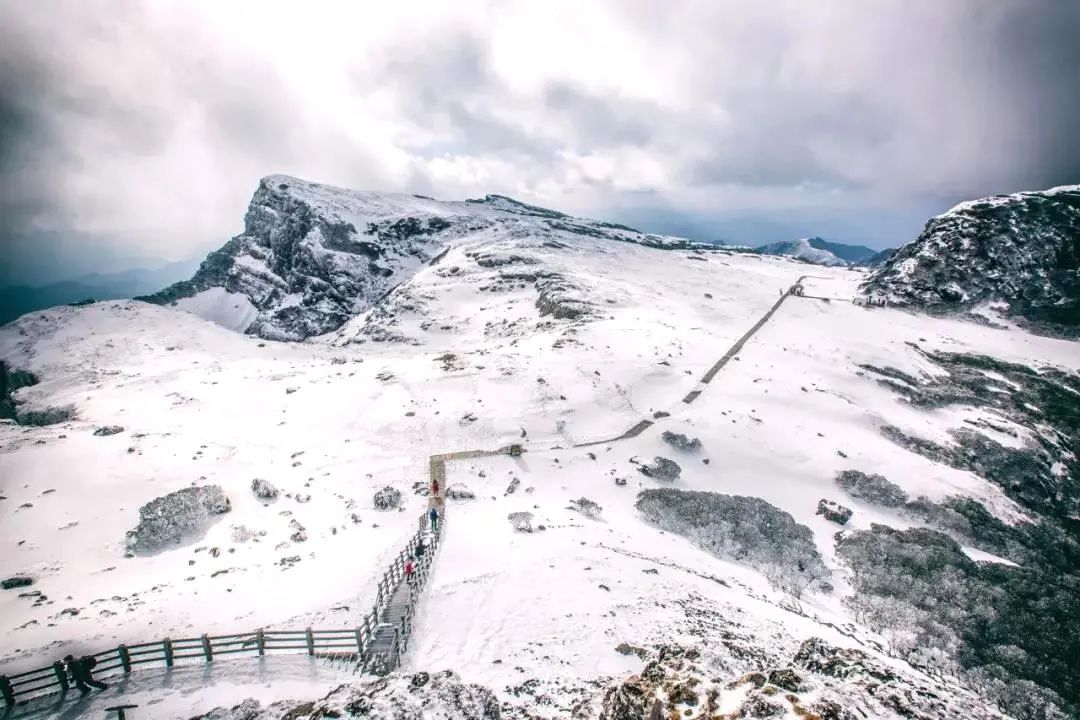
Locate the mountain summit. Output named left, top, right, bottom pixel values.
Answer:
left=142, top=175, right=694, bottom=340
left=756, top=237, right=878, bottom=266
left=861, top=184, right=1080, bottom=333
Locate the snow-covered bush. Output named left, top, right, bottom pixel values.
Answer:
left=508, top=512, right=534, bottom=532
left=125, top=485, right=231, bottom=553
left=638, top=456, right=682, bottom=481
left=835, top=470, right=908, bottom=507
left=570, top=497, right=603, bottom=519
left=661, top=430, right=702, bottom=451
left=93, top=425, right=124, bottom=436
left=251, top=478, right=279, bottom=500
left=636, top=489, right=829, bottom=595
left=373, top=486, right=402, bottom=510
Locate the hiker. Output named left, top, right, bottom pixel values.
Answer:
left=405, top=557, right=417, bottom=586
left=64, top=654, right=108, bottom=693
left=429, top=506, right=440, bottom=533
left=431, top=478, right=440, bottom=496
left=415, top=538, right=426, bottom=558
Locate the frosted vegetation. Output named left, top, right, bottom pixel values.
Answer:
left=635, top=489, right=830, bottom=596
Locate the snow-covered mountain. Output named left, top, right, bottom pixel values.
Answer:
left=862, top=246, right=897, bottom=267
left=4, top=178, right=1080, bottom=719
left=756, top=237, right=877, bottom=266
left=142, top=176, right=698, bottom=341
left=861, top=184, right=1080, bottom=333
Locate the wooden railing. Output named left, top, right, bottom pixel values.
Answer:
left=1, top=510, right=443, bottom=709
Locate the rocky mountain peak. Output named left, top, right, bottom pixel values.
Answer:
left=861, top=184, right=1080, bottom=334
left=141, top=176, right=704, bottom=341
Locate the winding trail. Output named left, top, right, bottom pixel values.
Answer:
left=1, top=273, right=809, bottom=712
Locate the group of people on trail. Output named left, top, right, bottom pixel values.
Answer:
left=404, top=480, right=443, bottom=588
left=62, top=654, right=107, bottom=693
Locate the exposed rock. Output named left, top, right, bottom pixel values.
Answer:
left=446, top=483, right=475, bottom=500
left=16, top=405, right=75, bottom=426
left=92, top=425, right=125, bottom=436
left=125, top=485, right=231, bottom=553
left=373, top=486, right=402, bottom=510
left=505, top=478, right=520, bottom=495
left=2, top=576, right=34, bottom=590
left=739, top=690, right=785, bottom=717
left=508, top=512, right=533, bottom=532
left=766, top=668, right=807, bottom=692
left=661, top=430, right=702, bottom=451
left=816, top=499, right=853, bottom=525
left=251, top=478, right=279, bottom=500
left=861, top=184, right=1080, bottom=334
left=637, top=456, right=682, bottom=482
left=0, top=362, right=38, bottom=421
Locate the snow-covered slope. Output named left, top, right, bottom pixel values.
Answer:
left=142, top=176, right=699, bottom=341
left=4, top=187, right=1080, bottom=719
left=756, top=237, right=877, bottom=267
left=861, top=184, right=1080, bottom=333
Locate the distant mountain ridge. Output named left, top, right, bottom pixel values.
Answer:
left=0, top=259, right=200, bottom=326
left=861, top=184, right=1080, bottom=333
left=756, top=237, right=879, bottom=267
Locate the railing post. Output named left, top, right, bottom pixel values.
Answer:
left=256, top=628, right=265, bottom=656
left=52, top=661, right=69, bottom=692
left=118, top=644, right=132, bottom=673
left=354, top=627, right=363, bottom=655
left=201, top=634, right=213, bottom=662
left=163, top=638, right=174, bottom=667
left=0, top=675, right=14, bottom=707
left=305, top=627, right=315, bottom=656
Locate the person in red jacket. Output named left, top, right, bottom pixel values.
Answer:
left=404, top=558, right=417, bottom=586
left=431, top=479, right=440, bottom=496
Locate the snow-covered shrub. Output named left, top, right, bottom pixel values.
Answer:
left=251, top=478, right=279, bottom=500
left=93, top=425, right=124, bottom=436
left=636, top=489, right=829, bottom=595
left=230, top=525, right=265, bottom=543
left=837, top=524, right=1080, bottom=718
left=373, top=486, right=402, bottom=510
left=446, top=483, right=475, bottom=500
left=125, top=485, right=231, bottom=553
left=570, top=497, right=603, bottom=519
left=835, top=470, right=908, bottom=507
left=638, top=456, right=682, bottom=481
left=508, top=512, right=534, bottom=532
left=661, top=430, right=702, bottom=451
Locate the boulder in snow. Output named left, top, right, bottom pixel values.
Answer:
left=508, top=512, right=534, bottom=532
left=251, top=478, right=279, bottom=500
left=2, top=576, right=34, bottom=590
left=373, top=486, right=402, bottom=510
left=16, top=405, right=75, bottom=426
left=93, top=425, right=125, bottom=436
left=835, top=470, right=907, bottom=507
left=446, top=483, right=475, bottom=500
left=125, top=485, right=231, bottom=554
left=816, top=499, right=853, bottom=525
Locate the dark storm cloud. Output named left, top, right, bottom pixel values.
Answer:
left=1, top=1, right=1079, bottom=284
left=368, top=35, right=556, bottom=160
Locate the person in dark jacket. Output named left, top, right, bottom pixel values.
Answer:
left=429, top=507, right=440, bottom=533
left=64, top=654, right=108, bottom=692
left=414, top=538, right=426, bottom=558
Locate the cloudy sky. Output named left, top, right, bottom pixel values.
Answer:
left=1, top=0, right=1078, bottom=285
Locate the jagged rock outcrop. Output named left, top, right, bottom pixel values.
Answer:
left=861, top=184, right=1080, bottom=333
left=125, top=485, right=231, bottom=554
left=145, top=175, right=711, bottom=341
